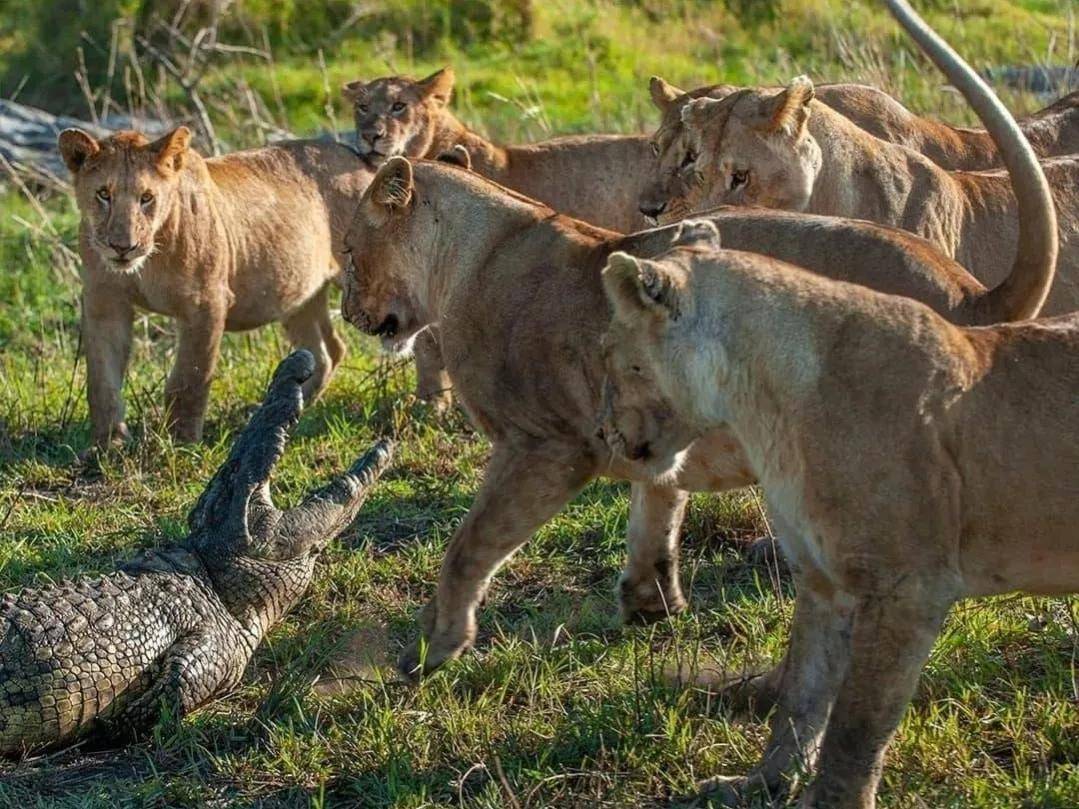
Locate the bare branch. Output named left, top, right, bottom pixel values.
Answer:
left=135, top=33, right=221, bottom=155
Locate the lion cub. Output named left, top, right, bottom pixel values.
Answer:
left=59, top=127, right=374, bottom=447
left=598, top=222, right=1079, bottom=808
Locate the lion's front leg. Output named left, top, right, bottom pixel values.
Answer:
left=801, top=584, right=951, bottom=809
left=165, top=304, right=226, bottom=444
left=398, top=445, right=594, bottom=677
left=699, top=573, right=853, bottom=806
left=620, top=482, right=689, bottom=623
left=82, top=284, right=134, bottom=449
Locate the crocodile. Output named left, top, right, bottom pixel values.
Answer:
left=0, top=351, right=393, bottom=755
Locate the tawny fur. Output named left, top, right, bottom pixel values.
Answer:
left=337, top=155, right=1053, bottom=677
left=640, top=76, right=1079, bottom=217
left=60, top=127, right=375, bottom=447
left=671, top=72, right=1078, bottom=314
left=599, top=225, right=1079, bottom=809
left=820, top=84, right=1079, bottom=170
left=343, top=67, right=653, bottom=232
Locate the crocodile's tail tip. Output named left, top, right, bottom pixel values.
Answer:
left=354, top=439, right=395, bottom=484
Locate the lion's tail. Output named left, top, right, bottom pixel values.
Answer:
left=885, top=0, right=1058, bottom=322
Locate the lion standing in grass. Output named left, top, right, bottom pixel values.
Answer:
left=60, top=127, right=375, bottom=448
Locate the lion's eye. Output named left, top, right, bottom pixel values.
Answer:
left=391, top=101, right=407, bottom=114
left=631, top=365, right=642, bottom=374
left=140, top=191, right=154, bottom=206
left=96, top=188, right=110, bottom=203
left=650, top=142, right=660, bottom=157
left=357, top=104, right=368, bottom=113
left=680, top=150, right=697, bottom=169
left=729, top=169, right=749, bottom=190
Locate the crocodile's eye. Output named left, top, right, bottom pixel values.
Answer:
left=680, top=150, right=697, bottom=169
left=729, top=169, right=750, bottom=190
left=391, top=101, right=407, bottom=114
left=96, top=187, right=110, bottom=203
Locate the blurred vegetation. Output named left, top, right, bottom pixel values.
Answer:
left=1, top=0, right=1075, bottom=140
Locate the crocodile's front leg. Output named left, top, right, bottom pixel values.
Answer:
left=100, top=622, right=252, bottom=737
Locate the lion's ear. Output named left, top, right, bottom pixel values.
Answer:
left=342, top=80, right=367, bottom=102
left=151, top=126, right=191, bottom=172
left=670, top=219, right=720, bottom=251
left=418, top=67, right=455, bottom=105
left=603, top=252, right=680, bottom=322
left=680, top=97, right=722, bottom=131
left=436, top=144, right=471, bottom=170
left=370, top=156, right=414, bottom=211
left=58, top=128, right=100, bottom=174
left=649, top=76, right=684, bottom=111
left=764, top=75, right=814, bottom=138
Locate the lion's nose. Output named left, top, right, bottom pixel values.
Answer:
left=108, top=240, right=135, bottom=257
left=374, top=313, right=399, bottom=338
left=639, top=200, right=667, bottom=218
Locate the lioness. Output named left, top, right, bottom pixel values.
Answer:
left=598, top=220, right=1078, bottom=808
left=641, top=77, right=1079, bottom=218
left=338, top=74, right=1054, bottom=672
left=342, top=67, right=653, bottom=233
left=60, top=127, right=375, bottom=447
left=667, top=42, right=1079, bottom=317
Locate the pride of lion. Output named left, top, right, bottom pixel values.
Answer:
left=46, top=0, right=1077, bottom=805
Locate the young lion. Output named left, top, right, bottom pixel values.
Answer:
left=338, top=109, right=1054, bottom=675
left=598, top=222, right=1079, bottom=809
left=641, top=77, right=1079, bottom=218
left=666, top=1, right=1079, bottom=315
left=60, top=127, right=375, bottom=447
left=342, top=67, right=653, bottom=233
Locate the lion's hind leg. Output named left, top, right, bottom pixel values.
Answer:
left=283, top=287, right=338, bottom=403
left=412, top=326, right=453, bottom=413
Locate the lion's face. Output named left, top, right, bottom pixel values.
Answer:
left=672, top=78, right=822, bottom=219
left=598, top=323, right=697, bottom=480
left=641, top=116, right=697, bottom=225
left=59, top=127, right=192, bottom=274
left=597, top=224, right=726, bottom=480
left=341, top=157, right=432, bottom=356
left=343, top=68, right=455, bottom=164
left=641, top=78, right=738, bottom=224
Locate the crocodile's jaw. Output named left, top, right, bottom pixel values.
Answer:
left=206, top=554, right=319, bottom=641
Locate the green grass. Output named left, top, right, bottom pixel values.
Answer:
left=1, top=0, right=1077, bottom=806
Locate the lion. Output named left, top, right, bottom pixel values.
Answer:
left=337, top=62, right=1055, bottom=673
left=598, top=217, right=1078, bottom=809
left=59, top=127, right=376, bottom=448
left=661, top=14, right=1079, bottom=316
left=640, top=77, right=1079, bottom=219
left=341, top=67, right=653, bottom=233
